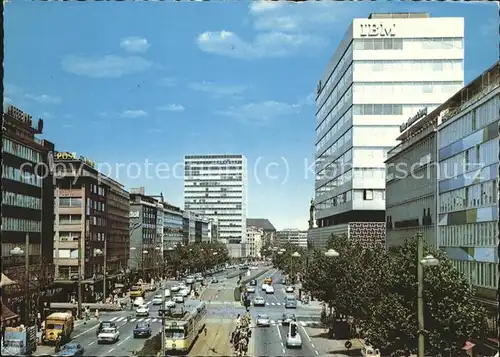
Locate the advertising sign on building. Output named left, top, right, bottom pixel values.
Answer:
left=399, top=107, right=428, bottom=133
left=360, top=23, right=396, bottom=37
left=129, top=211, right=140, bottom=218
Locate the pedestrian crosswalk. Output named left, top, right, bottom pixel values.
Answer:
left=252, top=319, right=322, bottom=327
left=107, top=316, right=163, bottom=323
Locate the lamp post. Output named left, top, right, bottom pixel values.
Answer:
left=155, top=246, right=161, bottom=280
left=10, top=234, right=30, bottom=325
left=416, top=231, right=440, bottom=357
left=94, top=245, right=107, bottom=301
left=291, top=251, right=301, bottom=284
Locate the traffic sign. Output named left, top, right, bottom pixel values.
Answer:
left=344, top=341, right=352, bottom=350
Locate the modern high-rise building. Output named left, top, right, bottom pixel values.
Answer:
left=310, top=12, right=464, bottom=248
left=277, top=229, right=308, bottom=249
left=184, top=154, right=248, bottom=257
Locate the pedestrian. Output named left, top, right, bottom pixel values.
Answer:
left=55, top=334, right=62, bottom=353
left=94, top=308, right=100, bottom=322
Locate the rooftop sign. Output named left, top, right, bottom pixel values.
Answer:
left=360, top=23, right=396, bottom=37
left=55, top=152, right=95, bottom=168
left=399, top=107, right=428, bottom=133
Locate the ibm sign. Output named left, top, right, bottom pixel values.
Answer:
left=360, top=23, right=396, bottom=37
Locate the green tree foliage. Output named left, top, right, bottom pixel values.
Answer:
left=303, top=234, right=486, bottom=356
left=362, top=238, right=485, bottom=356
left=270, top=243, right=306, bottom=281
left=167, top=242, right=229, bottom=274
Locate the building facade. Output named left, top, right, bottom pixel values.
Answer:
left=162, top=202, right=184, bottom=247
left=312, top=12, right=464, bottom=246
left=208, top=218, right=220, bottom=242
left=2, top=105, right=55, bottom=325
left=246, top=226, right=263, bottom=258
left=129, top=188, right=161, bottom=277
left=184, top=154, right=248, bottom=257
left=277, top=229, right=308, bottom=249
left=246, top=218, right=277, bottom=246
left=385, top=62, right=499, bottom=352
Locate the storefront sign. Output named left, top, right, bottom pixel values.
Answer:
left=56, top=152, right=77, bottom=160
left=129, top=211, right=140, bottom=218
left=360, top=23, right=396, bottom=37
left=400, top=107, right=428, bottom=133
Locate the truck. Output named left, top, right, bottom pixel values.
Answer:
left=43, top=311, right=74, bottom=344
left=1, top=325, right=37, bottom=356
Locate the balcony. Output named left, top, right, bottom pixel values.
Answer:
left=54, top=258, right=79, bottom=266
left=56, top=240, right=80, bottom=249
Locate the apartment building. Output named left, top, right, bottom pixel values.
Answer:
left=311, top=12, right=464, bottom=248
left=277, top=229, right=308, bottom=249
left=2, top=104, right=55, bottom=324
left=385, top=62, right=499, bottom=353
left=246, top=226, right=263, bottom=258
left=246, top=218, right=277, bottom=245
left=184, top=154, right=248, bottom=257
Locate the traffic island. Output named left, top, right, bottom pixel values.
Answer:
left=233, top=268, right=271, bottom=301
left=188, top=320, right=235, bottom=356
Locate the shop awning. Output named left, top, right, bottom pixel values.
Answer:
left=1, top=302, right=20, bottom=326
left=0, top=273, right=17, bottom=287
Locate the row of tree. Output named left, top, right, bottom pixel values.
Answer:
left=165, top=241, right=230, bottom=274
left=278, top=234, right=486, bottom=356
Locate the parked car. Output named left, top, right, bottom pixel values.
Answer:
left=97, top=327, right=120, bottom=344
left=133, top=322, right=152, bottom=338
left=55, top=343, right=84, bottom=356
left=173, top=294, right=184, bottom=303
left=96, top=321, right=117, bottom=336
left=170, top=285, right=181, bottom=292
left=151, top=295, right=163, bottom=305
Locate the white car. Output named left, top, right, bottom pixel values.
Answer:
left=246, top=286, right=256, bottom=293
left=164, top=300, right=176, bottom=308
left=285, top=286, right=294, bottom=293
left=173, top=294, right=184, bottom=303
left=261, top=283, right=269, bottom=291
left=170, top=285, right=181, bottom=292
left=253, top=296, right=266, bottom=307
left=151, top=295, right=163, bottom=305
left=256, top=314, right=271, bottom=327
left=265, top=285, right=275, bottom=294
left=135, top=304, right=149, bottom=317
left=179, top=288, right=190, bottom=297
left=97, top=327, right=120, bottom=344
left=185, top=276, right=195, bottom=284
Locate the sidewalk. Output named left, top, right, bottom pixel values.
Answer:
left=188, top=320, right=234, bottom=356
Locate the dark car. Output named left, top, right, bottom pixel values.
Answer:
left=55, top=343, right=85, bottom=356
left=282, top=313, right=297, bottom=325
left=96, top=321, right=118, bottom=336
left=133, top=322, right=152, bottom=338
left=249, top=279, right=257, bottom=286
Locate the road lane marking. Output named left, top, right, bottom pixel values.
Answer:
left=276, top=324, right=282, bottom=341
left=117, top=335, right=130, bottom=346
left=73, top=324, right=98, bottom=338
left=315, top=349, right=319, bottom=354
left=89, top=341, right=96, bottom=346
left=116, top=317, right=126, bottom=322
left=108, top=347, right=115, bottom=353
left=130, top=318, right=137, bottom=322
left=282, top=347, right=286, bottom=353
left=109, top=317, right=119, bottom=322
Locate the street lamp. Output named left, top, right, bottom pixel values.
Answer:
left=155, top=247, right=162, bottom=279
left=417, top=232, right=440, bottom=357
left=94, top=248, right=108, bottom=300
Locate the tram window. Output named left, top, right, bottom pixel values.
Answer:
left=165, top=328, right=185, bottom=339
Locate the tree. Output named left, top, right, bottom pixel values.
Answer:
left=271, top=243, right=306, bottom=282
left=166, top=242, right=230, bottom=275
left=362, top=238, right=486, bottom=356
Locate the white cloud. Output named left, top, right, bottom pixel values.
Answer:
left=25, top=94, right=62, bottom=104
left=158, top=77, right=177, bottom=87
left=216, top=101, right=300, bottom=125
left=188, top=81, right=247, bottom=97
left=157, top=104, right=185, bottom=112
left=120, top=36, right=151, bottom=53
left=121, top=110, right=148, bottom=118
left=62, top=55, right=152, bottom=78
left=197, top=31, right=324, bottom=59
left=249, top=1, right=284, bottom=14
left=4, top=97, right=12, bottom=104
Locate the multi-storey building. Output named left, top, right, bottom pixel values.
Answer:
left=184, top=154, right=248, bottom=257
left=246, top=218, right=277, bottom=246
left=310, top=12, right=464, bottom=248
left=2, top=105, right=55, bottom=325
left=182, top=210, right=209, bottom=244
left=162, top=202, right=184, bottom=247
left=53, top=152, right=130, bottom=300
left=129, top=188, right=161, bottom=277
left=277, top=229, right=308, bottom=249
left=385, top=62, right=499, bottom=353
left=246, top=226, right=263, bottom=258
left=208, top=218, right=220, bottom=242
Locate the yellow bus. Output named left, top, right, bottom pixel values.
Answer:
left=164, top=302, right=207, bottom=354
left=264, top=277, right=272, bottom=285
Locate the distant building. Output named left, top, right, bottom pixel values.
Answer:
left=208, top=218, right=220, bottom=242
left=246, top=218, right=277, bottom=246
left=162, top=201, right=183, bottom=247
left=184, top=154, right=248, bottom=257
left=277, top=229, right=308, bottom=248
left=246, top=226, right=263, bottom=258
left=182, top=210, right=210, bottom=244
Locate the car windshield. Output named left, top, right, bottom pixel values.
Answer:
left=101, top=328, right=115, bottom=333
left=258, top=314, right=268, bottom=319
left=136, top=323, right=149, bottom=329
left=138, top=304, right=148, bottom=309
left=154, top=295, right=162, bottom=299
left=62, top=344, right=78, bottom=350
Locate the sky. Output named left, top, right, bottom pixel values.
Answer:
left=4, top=0, right=498, bottom=230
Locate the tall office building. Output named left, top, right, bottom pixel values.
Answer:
left=184, top=154, right=248, bottom=257
left=310, top=12, right=464, bottom=248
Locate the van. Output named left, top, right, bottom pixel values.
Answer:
left=164, top=289, right=171, bottom=298
left=43, top=312, right=74, bottom=344
left=284, top=294, right=297, bottom=308
left=133, top=297, right=145, bottom=308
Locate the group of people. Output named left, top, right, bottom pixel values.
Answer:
left=231, top=313, right=252, bottom=356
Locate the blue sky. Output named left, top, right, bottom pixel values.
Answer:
left=4, top=0, right=498, bottom=230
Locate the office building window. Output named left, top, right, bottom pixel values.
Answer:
left=2, top=191, right=41, bottom=210
left=2, top=164, right=42, bottom=187
left=3, top=217, right=41, bottom=232
left=2, top=138, right=43, bottom=163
